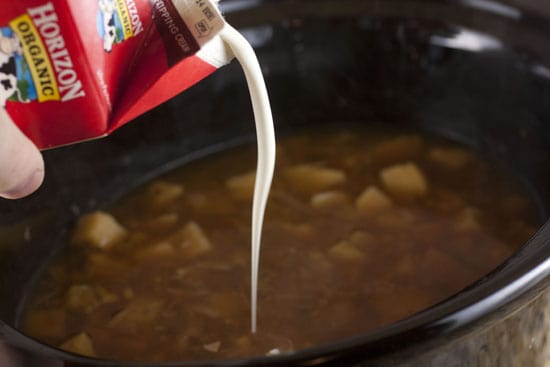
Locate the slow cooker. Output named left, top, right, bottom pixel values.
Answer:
left=1, top=0, right=549, bottom=366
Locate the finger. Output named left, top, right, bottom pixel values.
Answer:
left=0, top=109, right=44, bottom=199
left=0, top=342, right=20, bottom=367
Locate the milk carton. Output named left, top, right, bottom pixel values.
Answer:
left=0, top=0, right=232, bottom=149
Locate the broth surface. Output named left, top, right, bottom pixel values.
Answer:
left=22, top=127, right=537, bottom=361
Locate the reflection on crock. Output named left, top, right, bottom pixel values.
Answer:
left=430, top=29, right=502, bottom=52
left=461, top=0, right=521, bottom=19
left=239, top=26, right=274, bottom=48
left=530, top=64, right=550, bottom=81
left=219, top=0, right=263, bottom=13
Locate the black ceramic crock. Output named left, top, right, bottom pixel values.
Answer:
left=1, top=0, right=550, bottom=366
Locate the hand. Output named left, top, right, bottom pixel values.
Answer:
left=0, top=109, right=44, bottom=199
left=0, top=342, right=19, bottom=367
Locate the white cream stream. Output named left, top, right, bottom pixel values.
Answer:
left=220, top=25, right=276, bottom=333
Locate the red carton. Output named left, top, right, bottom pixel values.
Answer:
left=0, top=0, right=230, bottom=149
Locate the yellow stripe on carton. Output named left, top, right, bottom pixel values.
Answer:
left=115, top=0, right=133, bottom=39
left=9, top=14, right=60, bottom=102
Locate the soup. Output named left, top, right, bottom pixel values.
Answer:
left=22, top=127, right=537, bottom=361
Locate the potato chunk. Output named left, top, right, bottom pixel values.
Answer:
left=65, top=285, right=117, bottom=312
left=65, top=285, right=99, bottom=312
left=109, top=299, right=163, bottom=332
left=72, top=211, right=127, bottom=250
left=226, top=171, right=256, bottom=200
left=428, top=147, right=470, bottom=169
left=144, top=213, right=179, bottom=231
left=144, top=180, right=184, bottom=208
left=284, top=164, right=346, bottom=193
left=195, top=292, right=245, bottom=320
left=380, top=162, right=428, bottom=199
left=59, top=333, right=96, bottom=357
left=95, top=286, right=119, bottom=304
left=310, top=191, right=350, bottom=209
left=203, top=341, right=221, bottom=353
left=187, top=192, right=234, bottom=214
left=372, top=135, right=423, bottom=164
left=328, top=240, right=366, bottom=263
left=455, top=207, right=481, bottom=230
left=169, top=221, right=212, bottom=260
left=281, top=222, right=314, bottom=239
left=355, top=186, right=392, bottom=214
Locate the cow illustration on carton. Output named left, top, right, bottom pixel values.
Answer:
left=0, top=27, right=34, bottom=107
left=0, top=3, right=86, bottom=109
left=97, top=0, right=144, bottom=53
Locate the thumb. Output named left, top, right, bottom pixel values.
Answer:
left=0, top=342, right=20, bottom=367
left=0, top=109, right=44, bottom=199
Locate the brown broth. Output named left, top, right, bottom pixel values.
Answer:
left=22, top=127, right=538, bottom=361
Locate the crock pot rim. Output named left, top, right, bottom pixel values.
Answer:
left=2, top=0, right=550, bottom=365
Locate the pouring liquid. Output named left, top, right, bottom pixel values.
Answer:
left=220, top=25, right=276, bottom=333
